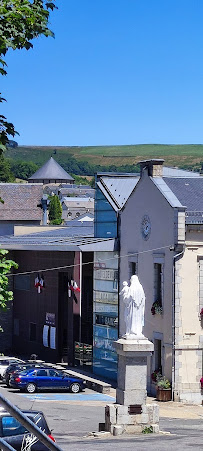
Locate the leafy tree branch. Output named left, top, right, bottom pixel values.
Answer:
left=0, top=0, right=57, bottom=151
left=0, top=249, right=18, bottom=313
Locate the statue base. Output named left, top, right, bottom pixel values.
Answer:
left=122, top=333, right=145, bottom=340
left=104, top=337, right=159, bottom=435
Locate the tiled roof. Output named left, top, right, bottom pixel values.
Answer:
left=0, top=183, right=43, bottom=221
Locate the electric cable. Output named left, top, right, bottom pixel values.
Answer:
left=7, top=244, right=173, bottom=277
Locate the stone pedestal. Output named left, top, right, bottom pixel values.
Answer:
left=104, top=337, right=159, bottom=435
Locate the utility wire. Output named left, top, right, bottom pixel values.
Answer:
left=7, top=244, right=173, bottom=277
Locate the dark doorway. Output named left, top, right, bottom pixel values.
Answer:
left=58, top=272, right=80, bottom=365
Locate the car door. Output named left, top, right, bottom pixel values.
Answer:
left=35, top=369, right=49, bottom=389
left=48, top=369, right=69, bottom=390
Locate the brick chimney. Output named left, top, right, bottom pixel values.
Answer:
left=139, top=159, right=164, bottom=177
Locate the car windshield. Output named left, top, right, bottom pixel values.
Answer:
left=19, top=369, right=35, bottom=376
left=1, top=416, right=32, bottom=437
left=1, top=413, right=47, bottom=437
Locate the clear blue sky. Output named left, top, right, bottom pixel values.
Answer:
left=2, top=0, right=203, bottom=146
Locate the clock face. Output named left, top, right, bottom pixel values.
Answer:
left=141, top=215, right=151, bottom=240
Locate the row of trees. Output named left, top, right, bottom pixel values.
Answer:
left=0, top=154, right=140, bottom=182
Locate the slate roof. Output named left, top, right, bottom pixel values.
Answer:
left=29, top=157, right=74, bottom=182
left=162, top=167, right=200, bottom=177
left=98, top=176, right=139, bottom=210
left=0, top=183, right=43, bottom=221
left=163, top=177, right=203, bottom=224
left=163, top=178, right=203, bottom=211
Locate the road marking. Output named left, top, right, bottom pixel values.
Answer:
left=16, top=392, right=116, bottom=402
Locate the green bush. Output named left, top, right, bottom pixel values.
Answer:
left=156, top=376, right=171, bottom=389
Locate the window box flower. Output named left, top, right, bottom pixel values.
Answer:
left=151, top=301, right=163, bottom=316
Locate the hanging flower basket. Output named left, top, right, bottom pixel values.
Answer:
left=151, top=301, right=163, bottom=316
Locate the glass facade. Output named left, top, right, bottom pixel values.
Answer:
left=93, top=251, right=118, bottom=380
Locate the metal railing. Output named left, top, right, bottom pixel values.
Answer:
left=0, top=394, right=63, bottom=451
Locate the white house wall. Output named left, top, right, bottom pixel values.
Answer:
left=174, top=237, right=203, bottom=404
left=120, top=171, right=176, bottom=390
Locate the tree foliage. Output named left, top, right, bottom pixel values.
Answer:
left=0, top=155, right=15, bottom=181
left=0, top=0, right=56, bottom=151
left=0, top=249, right=18, bottom=314
left=48, top=195, right=62, bottom=225
left=10, top=160, right=38, bottom=180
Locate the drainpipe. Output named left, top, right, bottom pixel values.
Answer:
left=172, top=246, right=184, bottom=401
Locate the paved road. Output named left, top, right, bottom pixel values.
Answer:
left=0, top=384, right=203, bottom=450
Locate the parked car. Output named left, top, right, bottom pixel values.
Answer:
left=10, top=367, right=86, bottom=393
left=3, top=363, right=46, bottom=387
left=0, top=408, right=55, bottom=450
left=0, top=357, right=24, bottom=380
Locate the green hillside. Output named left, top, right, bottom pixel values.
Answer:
left=5, top=144, right=203, bottom=173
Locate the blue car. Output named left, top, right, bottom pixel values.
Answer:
left=9, top=367, right=86, bottom=393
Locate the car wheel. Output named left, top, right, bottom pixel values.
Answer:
left=70, top=383, right=80, bottom=393
left=26, top=383, right=37, bottom=393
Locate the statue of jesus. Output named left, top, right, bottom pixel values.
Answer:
left=120, top=275, right=145, bottom=339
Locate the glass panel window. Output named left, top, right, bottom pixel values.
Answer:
left=14, top=275, right=30, bottom=291
left=154, top=263, right=163, bottom=305
left=49, top=369, right=58, bottom=377
left=29, top=323, right=36, bottom=342
left=37, top=370, right=47, bottom=376
left=154, top=338, right=162, bottom=374
left=129, top=261, right=137, bottom=278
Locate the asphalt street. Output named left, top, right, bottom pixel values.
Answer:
left=0, top=384, right=203, bottom=450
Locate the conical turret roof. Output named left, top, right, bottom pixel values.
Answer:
left=29, top=157, right=74, bottom=183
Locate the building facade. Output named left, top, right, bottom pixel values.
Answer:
left=95, top=161, right=203, bottom=403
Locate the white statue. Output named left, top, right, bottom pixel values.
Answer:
left=120, top=275, right=145, bottom=339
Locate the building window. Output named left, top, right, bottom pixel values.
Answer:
left=154, top=338, right=162, bottom=374
left=13, top=318, right=19, bottom=336
left=14, top=275, right=30, bottom=291
left=154, top=263, right=163, bottom=304
left=29, top=323, right=36, bottom=342
left=129, top=261, right=137, bottom=278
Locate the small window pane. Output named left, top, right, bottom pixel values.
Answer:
left=49, top=369, right=58, bottom=377
left=14, top=275, right=30, bottom=291
left=129, top=262, right=137, bottom=278
left=30, top=323, right=36, bottom=342
left=154, top=263, right=162, bottom=304
left=37, top=370, right=47, bottom=376
left=14, top=318, right=19, bottom=336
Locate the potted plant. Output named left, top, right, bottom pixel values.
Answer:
left=156, top=376, right=172, bottom=402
